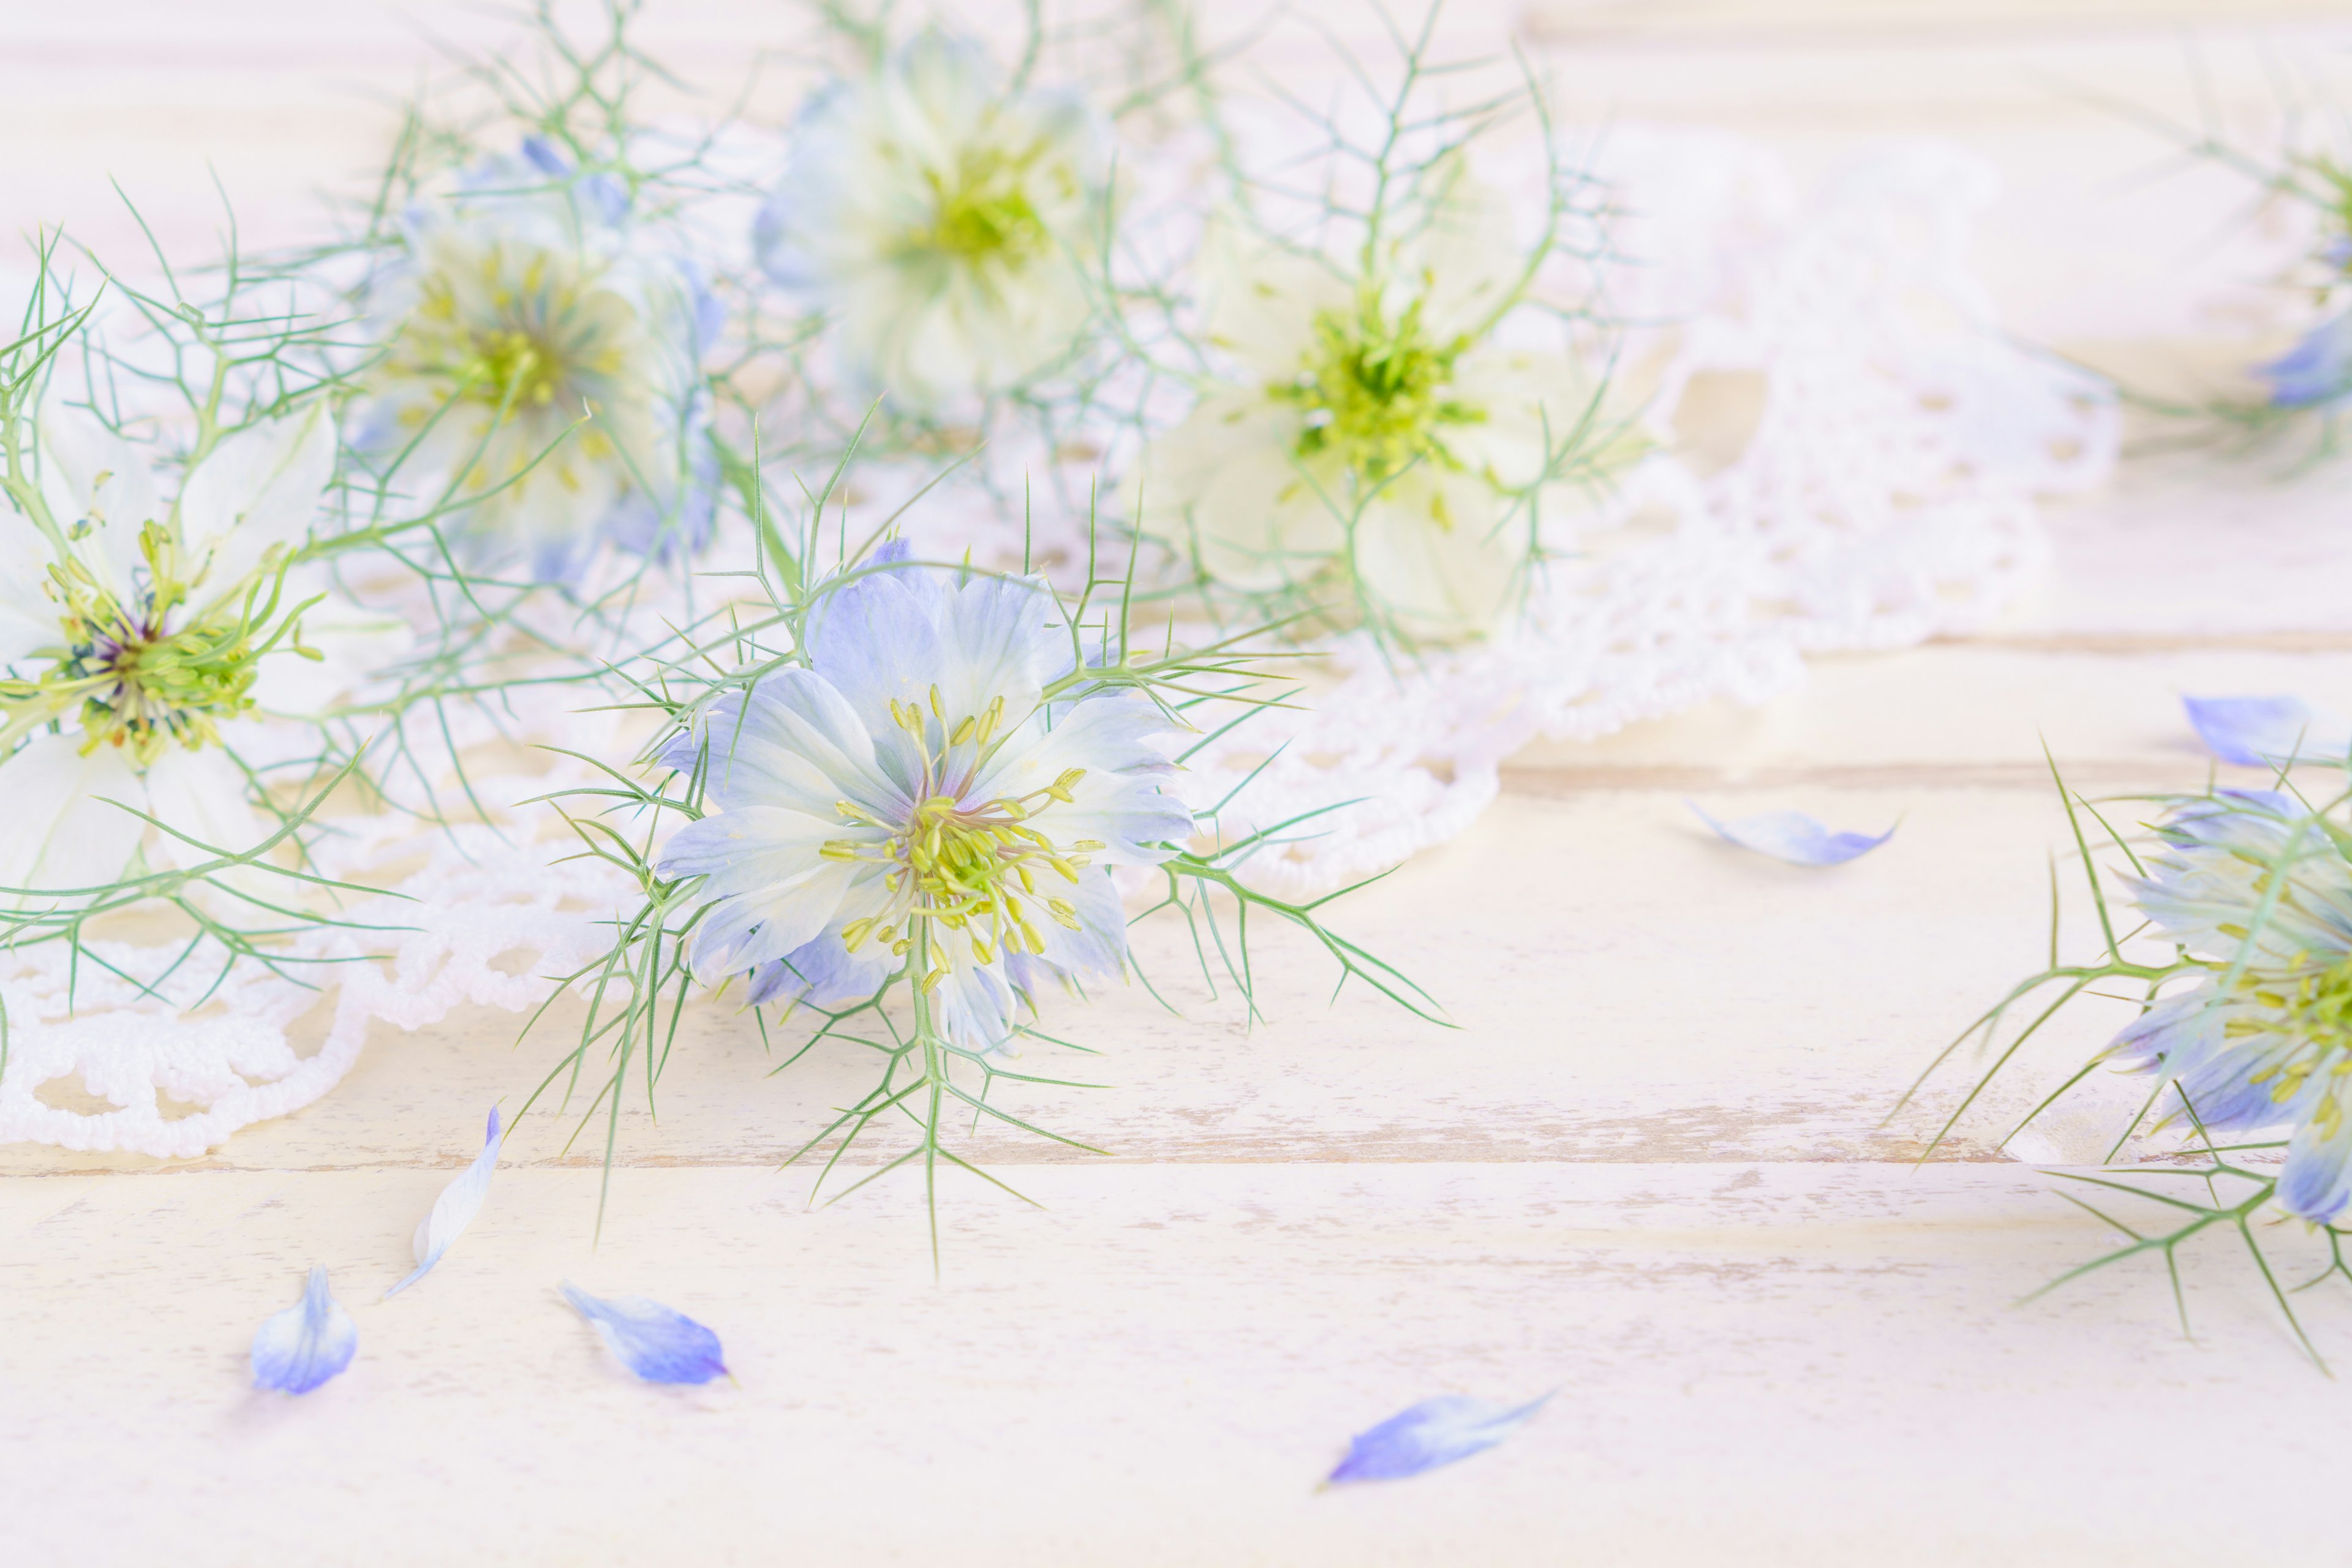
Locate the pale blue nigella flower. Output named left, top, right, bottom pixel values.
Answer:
left=355, top=139, right=718, bottom=582
left=2106, top=791, right=2352, bottom=1221
left=752, top=32, right=1105, bottom=410
left=561, top=1283, right=729, bottom=1384
left=251, top=1267, right=358, bottom=1394
left=1326, top=1393, right=1551, bottom=1485
left=655, top=548, right=1193, bottom=1052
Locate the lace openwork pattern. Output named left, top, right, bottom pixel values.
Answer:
left=0, top=131, right=2115, bottom=1156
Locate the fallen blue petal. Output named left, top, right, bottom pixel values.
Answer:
left=561, top=1283, right=729, bottom=1384
left=251, top=1266, right=356, bottom=1394
left=1689, top=803, right=1894, bottom=866
left=2184, top=695, right=2351, bottom=767
left=1327, top=1393, right=1550, bottom=1485
left=385, top=1106, right=503, bottom=1298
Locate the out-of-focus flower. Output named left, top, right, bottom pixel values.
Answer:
left=358, top=139, right=716, bottom=582
left=755, top=33, right=1103, bottom=411
left=1135, top=164, right=1617, bottom=643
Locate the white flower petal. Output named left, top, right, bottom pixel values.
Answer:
left=1402, top=165, right=1525, bottom=341
left=138, top=746, right=267, bottom=874
left=0, top=734, right=146, bottom=907
left=1351, top=467, right=1520, bottom=638
left=37, top=399, right=162, bottom=598
left=1199, top=221, right=1347, bottom=378
left=245, top=568, right=412, bottom=718
left=181, top=401, right=336, bottom=602
left=1163, top=414, right=1348, bottom=595
left=384, top=1107, right=503, bottom=1298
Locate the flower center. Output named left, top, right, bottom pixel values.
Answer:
left=461, top=326, right=567, bottom=409
left=1, top=537, right=263, bottom=764
left=393, top=251, right=605, bottom=421
left=2239, top=952, right=2352, bottom=1130
left=911, top=147, right=1051, bottom=266
left=1280, top=299, right=1483, bottom=486
left=819, top=686, right=1106, bottom=985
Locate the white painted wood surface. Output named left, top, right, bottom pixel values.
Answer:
left=7, top=2, right=2352, bottom=1562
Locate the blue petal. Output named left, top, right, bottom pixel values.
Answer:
left=2183, top=695, right=2350, bottom=767
left=1326, top=1393, right=1550, bottom=1485
left=384, top=1107, right=504, bottom=1298
left=746, top=926, right=892, bottom=1009
left=251, top=1267, right=357, bottom=1395
left=806, top=562, right=948, bottom=728
left=2280, top=1111, right=2352, bottom=1224
left=579, top=172, right=630, bottom=230
left=2254, top=311, right=2352, bottom=409
left=561, top=1283, right=729, bottom=1384
left=519, top=136, right=571, bottom=178
left=1689, top=803, right=1894, bottom=866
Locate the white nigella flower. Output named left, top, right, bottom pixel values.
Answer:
left=0, top=399, right=400, bottom=905
left=358, top=139, right=715, bottom=582
left=2105, top=790, right=2352, bottom=1222
left=1136, top=165, right=1605, bottom=643
left=655, top=546, right=1192, bottom=1052
left=755, top=32, right=1103, bottom=411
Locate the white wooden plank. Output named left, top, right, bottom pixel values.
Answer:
left=0, top=782, right=2190, bottom=1178
left=4, top=1163, right=2346, bottom=1566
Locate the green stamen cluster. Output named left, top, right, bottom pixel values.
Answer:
left=908, top=147, right=1051, bottom=266
left=401, top=252, right=578, bottom=412
left=1280, top=298, right=1483, bottom=485
left=462, top=326, right=563, bottom=409
left=2242, top=952, right=2352, bottom=1133
left=0, top=526, right=276, bottom=766
left=818, top=683, right=1103, bottom=990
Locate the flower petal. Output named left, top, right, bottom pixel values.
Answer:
left=2184, top=695, right=2351, bottom=767
left=0, top=734, right=146, bottom=907
left=1689, top=803, right=1894, bottom=866
left=137, top=745, right=268, bottom=875
left=560, top=1283, right=729, bottom=1384
left=2254, top=312, right=2352, bottom=409
left=251, top=1266, right=357, bottom=1394
left=2281, top=1110, right=2352, bottom=1225
left=1325, top=1393, right=1550, bottom=1485
left=36, top=398, right=163, bottom=597
left=746, top=922, right=895, bottom=1011
left=180, top=401, right=337, bottom=605
left=1198, top=220, right=1348, bottom=377
left=383, top=1107, right=504, bottom=1298
left=1351, top=466, right=1521, bottom=639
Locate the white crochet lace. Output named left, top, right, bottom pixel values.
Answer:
left=0, top=129, right=2115, bottom=1156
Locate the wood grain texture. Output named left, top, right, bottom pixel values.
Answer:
left=7, top=2, right=2352, bottom=1564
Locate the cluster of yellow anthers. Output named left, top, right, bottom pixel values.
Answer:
left=2241, top=953, right=2352, bottom=1136
left=819, top=684, right=1107, bottom=990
